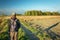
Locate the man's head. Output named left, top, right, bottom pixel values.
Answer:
left=11, top=12, right=16, bottom=20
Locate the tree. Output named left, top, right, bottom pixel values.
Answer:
left=24, top=10, right=60, bottom=16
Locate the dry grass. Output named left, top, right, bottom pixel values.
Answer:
left=17, top=16, right=60, bottom=35
left=0, top=16, right=60, bottom=34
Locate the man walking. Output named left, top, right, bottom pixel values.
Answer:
left=8, top=12, right=21, bottom=40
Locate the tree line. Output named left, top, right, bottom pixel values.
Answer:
left=24, top=10, right=60, bottom=16
left=0, top=10, right=60, bottom=16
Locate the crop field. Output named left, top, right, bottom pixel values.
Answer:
left=0, top=16, right=60, bottom=40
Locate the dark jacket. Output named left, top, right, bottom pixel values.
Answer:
left=8, top=18, right=21, bottom=32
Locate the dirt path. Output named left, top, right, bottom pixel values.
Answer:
left=21, top=23, right=39, bottom=40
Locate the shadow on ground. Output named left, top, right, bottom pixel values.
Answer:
left=44, top=22, right=60, bottom=40
left=36, top=22, right=60, bottom=40
left=20, top=24, right=40, bottom=40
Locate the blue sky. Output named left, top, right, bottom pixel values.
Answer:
left=0, top=0, right=60, bottom=14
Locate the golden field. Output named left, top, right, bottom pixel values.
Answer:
left=0, top=16, right=60, bottom=40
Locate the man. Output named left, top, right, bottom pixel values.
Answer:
left=8, top=12, right=21, bottom=40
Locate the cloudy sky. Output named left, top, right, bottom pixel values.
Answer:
left=0, top=0, right=60, bottom=14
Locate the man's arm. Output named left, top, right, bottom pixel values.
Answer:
left=17, top=19, right=21, bottom=28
